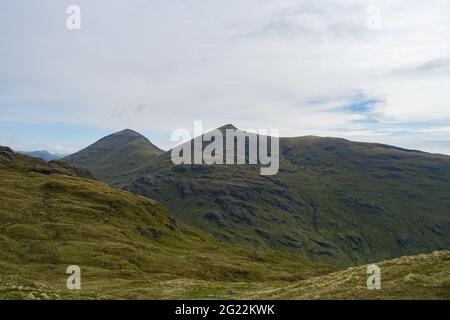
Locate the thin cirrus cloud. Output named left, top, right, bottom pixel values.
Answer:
left=392, top=58, right=450, bottom=76
left=0, top=0, right=449, bottom=154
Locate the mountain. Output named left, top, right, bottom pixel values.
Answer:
left=0, top=146, right=332, bottom=299
left=61, top=127, right=450, bottom=267
left=1, top=146, right=449, bottom=300
left=64, top=129, right=164, bottom=186
left=19, top=150, right=66, bottom=162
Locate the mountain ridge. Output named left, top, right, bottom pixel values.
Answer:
left=18, top=150, right=66, bottom=162
left=61, top=127, right=450, bottom=267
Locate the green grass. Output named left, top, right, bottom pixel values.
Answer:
left=0, top=146, right=332, bottom=299
left=245, top=251, right=450, bottom=300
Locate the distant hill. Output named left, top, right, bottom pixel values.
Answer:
left=0, top=146, right=331, bottom=299
left=64, top=127, right=450, bottom=267
left=19, top=150, right=66, bottom=162
left=64, top=129, right=164, bottom=186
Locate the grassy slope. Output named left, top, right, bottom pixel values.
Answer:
left=0, top=146, right=332, bottom=299
left=119, top=134, right=450, bottom=267
left=245, top=251, right=450, bottom=300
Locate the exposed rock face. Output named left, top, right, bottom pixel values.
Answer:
left=0, top=146, right=16, bottom=163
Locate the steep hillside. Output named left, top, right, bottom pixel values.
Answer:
left=0, top=146, right=332, bottom=299
left=127, top=130, right=450, bottom=266
left=64, top=129, right=163, bottom=186
left=60, top=128, right=450, bottom=267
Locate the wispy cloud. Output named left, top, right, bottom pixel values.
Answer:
left=393, top=58, right=450, bottom=76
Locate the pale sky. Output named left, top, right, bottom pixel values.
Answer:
left=0, top=0, right=449, bottom=154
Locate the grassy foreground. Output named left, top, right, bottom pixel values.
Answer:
left=244, top=251, right=450, bottom=299
left=1, top=251, right=448, bottom=300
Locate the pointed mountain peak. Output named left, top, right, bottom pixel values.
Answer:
left=85, top=128, right=162, bottom=152
left=112, top=129, right=145, bottom=138
left=215, top=124, right=239, bottom=134
left=64, top=129, right=164, bottom=184
left=93, top=129, right=148, bottom=146
left=219, top=123, right=237, bottom=130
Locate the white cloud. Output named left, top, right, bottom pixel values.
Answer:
left=0, top=0, right=449, bottom=152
